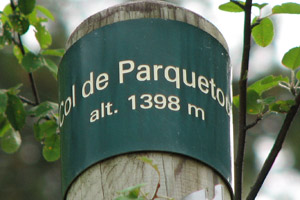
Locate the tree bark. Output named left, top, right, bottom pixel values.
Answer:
left=63, top=1, right=232, bottom=199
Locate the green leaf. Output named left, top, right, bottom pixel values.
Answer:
left=232, top=90, right=264, bottom=114
left=128, top=188, right=140, bottom=198
left=248, top=75, right=289, bottom=95
left=118, top=184, right=147, bottom=194
left=9, top=13, right=30, bottom=35
left=272, top=3, right=300, bottom=14
left=117, top=183, right=147, bottom=199
left=1, top=128, right=21, bottom=153
left=1, top=23, right=13, bottom=44
left=0, top=114, right=11, bottom=137
left=36, top=5, right=55, bottom=21
left=34, top=120, right=58, bottom=141
left=219, top=2, right=244, bottom=12
left=21, top=52, right=44, bottom=72
left=0, top=91, right=8, bottom=114
left=138, top=157, right=159, bottom=175
left=259, top=96, right=276, bottom=105
left=3, top=4, right=13, bottom=15
left=269, top=100, right=295, bottom=113
left=252, top=17, right=274, bottom=47
left=27, top=8, right=38, bottom=25
left=13, top=45, right=23, bottom=64
left=1, top=4, right=13, bottom=24
left=8, top=84, right=23, bottom=95
left=35, top=24, right=52, bottom=49
left=28, top=101, right=58, bottom=118
left=5, top=93, right=26, bottom=131
left=43, top=133, right=60, bottom=162
left=41, top=49, right=65, bottom=57
left=282, top=47, right=300, bottom=70
left=252, top=3, right=268, bottom=9
left=115, top=197, right=145, bottom=200
left=233, top=95, right=239, bottom=108
left=296, top=70, right=300, bottom=81
left=18, top=0, right=36, bottom=15
left=43, top=58, right=58, bottom=78
left=246, top=90, right=264, bottom=114
left=27, top=8, right=48, bottom=25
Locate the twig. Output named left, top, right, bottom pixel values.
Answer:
left=10, top=0, right=40, bottom=105
left=10, top=0, right=16, bottom=10
left=151, top=183, right=160, bottom=200
left=251, top=20, right=261, bottom=30
left=234, top=0, right=253, bottom=199
left=18, top=95, right=37, bottom=106
left=28, top=73, right=40, bottom=104
left=245, top=115, right=263, bottom=130
left=246, top=92, right=300, bottom=200
left=230, top=0, right=246, bottom=10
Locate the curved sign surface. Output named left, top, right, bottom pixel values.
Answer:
left=59, top=18, right=232, bottom=196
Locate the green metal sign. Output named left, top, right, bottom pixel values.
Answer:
left=59, top=18, right=232, bottom=196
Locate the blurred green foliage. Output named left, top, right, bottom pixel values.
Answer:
left=0, top=0, right=299, bottom=200
left=0, top=0, right=63, bottom=161
left=0, top=0, right=66, bottom=199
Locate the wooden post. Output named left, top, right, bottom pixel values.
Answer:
left=61, top=1, right=233, bottom=199
left=66, top=153, right=232, bottom=199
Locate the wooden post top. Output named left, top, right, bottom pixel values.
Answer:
left=65, top=0, right=228, bottom=52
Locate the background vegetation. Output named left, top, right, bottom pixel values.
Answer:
left=0, top=0, right=299, bottom=199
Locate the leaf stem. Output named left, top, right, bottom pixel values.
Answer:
left=246, top=91, right=300, bottom=200
left=151, top=182, right=160, bottom=200
left=235, top=0, right=253, bottom=199
left=295, top=80, right=299, bottom=88
left=290, top=70, right=296, bottom=96
left=279, top=81, right=290, bottom=90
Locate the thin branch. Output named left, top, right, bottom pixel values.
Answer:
left=245, top=115, right=263, bottom=130
left=18, top=95, right=37, bottom=106
left=234, top=0, right=253, bottom=199
left=251, top=13, right=274, bottom=30
left=231, top=0, right=246, bottom=10
left=10, top=0, right=16, bottom=10
left=16, top=34, right=25, bottom=54
left=246, top=92, right=300, bottom=200
left=17, top=34, right=41, bottom=104
left=10, top=0, right=40, bottom=105
left=151, top=182, right=160, bottom=200
left=251, top=20, right=261, bottom=30
left=28, top=73, right=40, bottom=104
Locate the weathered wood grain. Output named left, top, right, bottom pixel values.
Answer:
left=65, top=0, right=228, bottom=52
left=66, top=152, right=232, bottom=200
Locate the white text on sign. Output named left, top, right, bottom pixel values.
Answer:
left=59, top=60, right=231, bottom=127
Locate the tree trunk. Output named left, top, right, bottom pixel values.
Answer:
left=63, top=1, right=232, bottom=199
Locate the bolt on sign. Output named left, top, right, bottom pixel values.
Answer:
left=58, top=1, right=233, bottom=198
